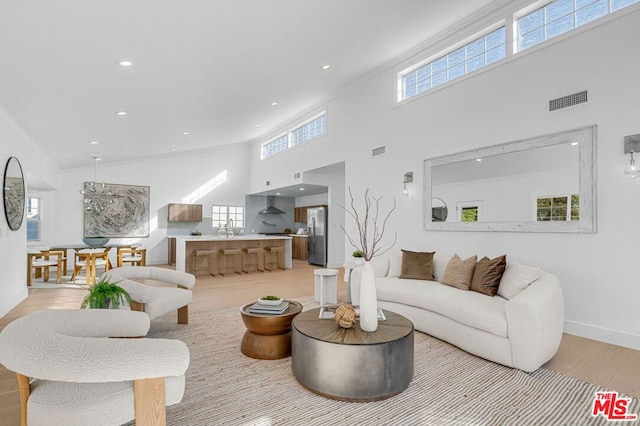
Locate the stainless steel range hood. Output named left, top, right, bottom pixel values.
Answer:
left=259, top=196, right=286, bottom=214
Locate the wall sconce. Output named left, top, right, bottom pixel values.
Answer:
left=401, top=171, right=413, bottom=197
left=623, top=134, right=640, bottom=179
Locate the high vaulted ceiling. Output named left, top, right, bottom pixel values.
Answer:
left=0, top=0, right=497, bottom=169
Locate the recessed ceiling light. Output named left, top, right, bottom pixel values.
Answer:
left=90, top=140, right=100, bottom=145
left=570, top=142, right=579, bottom=146
left=275, top=192, right=281, bottom=195
left=321, top=64, right=331, bottom=70
left=115, top=111, right=127, bottom=116
left=271, top=102, right=278, bottom=106
left=255, top=124, right=261, bottom=128
left=475, top=158, right=483, bottom=162
left=299, top=187, right=305, bottom=191
left=232, top=139, right=238, bottom=143
left=119, top=60, right=133, bottom=67
left=183, top=131, right=190, bottom=135
left=170, top=148, right=177, bottom=152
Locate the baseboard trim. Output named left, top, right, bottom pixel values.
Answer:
left=564, top=320, right=640, bottom=350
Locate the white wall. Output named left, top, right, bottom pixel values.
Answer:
left=0, top=107, right=59, bottom=317
left=51, top=144, right=250, bottom=265
left=247, top=8, right=640, bottom=349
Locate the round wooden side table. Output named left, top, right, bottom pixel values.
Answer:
left=240, top=300, right=303, bottom=360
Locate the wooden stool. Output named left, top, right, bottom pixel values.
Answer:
left=242, top=247, right=264, bottom=273
left=218, top=249, right=242, bottom=275
left=264, top=246, right=285, bottom=271
left=193, top=249, right=218, bottom=276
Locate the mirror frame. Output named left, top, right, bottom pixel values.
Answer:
left=3, top=156, right=26, bottom=231
left=423, top=125, right=596, bottom=233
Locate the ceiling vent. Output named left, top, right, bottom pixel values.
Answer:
left=294, top=172, right=301, bottom=179
left=549, top=90, right=588, bottom=112
left=372, top=146, right=386, bottom=157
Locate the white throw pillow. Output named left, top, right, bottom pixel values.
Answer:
left=387, top=251, right=403, bottom=277
left=497, top=261, right=542, bottom=299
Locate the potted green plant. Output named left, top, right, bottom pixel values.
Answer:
left=352, top=249, right=365, bottom=265
left=81, top=277, right=131, bottom=309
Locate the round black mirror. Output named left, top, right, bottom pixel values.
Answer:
left=3, top=157, right=25, bottom=231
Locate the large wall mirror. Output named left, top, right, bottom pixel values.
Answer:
left=3, top=156, right=26, bottom=231
left=423, top=125, right=596, bottom=233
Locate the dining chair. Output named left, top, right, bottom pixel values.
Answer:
left=72, top=248, right=109, bottom=284
left=117, top=246, right=147, bottom=267
left=26, top=247, right=65, bottom=286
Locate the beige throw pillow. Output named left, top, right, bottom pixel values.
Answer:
left=440, top=254, right=477, bottom=290
left=399, top=249, right=435, bottom=280
left=470, top=255, right=507, bottom=297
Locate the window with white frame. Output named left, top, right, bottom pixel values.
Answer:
left=516, top=0, right=640, bottom=52
left=536, top=194, right=579, bottom=221
left=27, top=197, right=41, bottom=241
left=211, top=205, right=244, bottom=228
left=398, top=26, right=505, bottom=102
left=261, top=111, right=326, bottom=159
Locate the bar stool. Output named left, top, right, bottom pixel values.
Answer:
left=264, top=246, right=285, bottom=271
left=242, top=247, right=264, bottom=273
left=218, top=248, right=242, bottom=275
left=192, top=249, right=218, bottom=276
left=314, top=269, right=338, bottom=306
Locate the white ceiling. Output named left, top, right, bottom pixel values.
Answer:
left=0, top=0, right=497, bottom=170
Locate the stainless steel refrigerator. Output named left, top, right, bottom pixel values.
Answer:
left=307, top=206, right=327, bottom=266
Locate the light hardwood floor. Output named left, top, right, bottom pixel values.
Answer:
left=0, top=260, right=638, bottom=424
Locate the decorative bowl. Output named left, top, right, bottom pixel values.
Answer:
left=258, top=296, right=283, bottom=306
left=82, top=237, right=109, bottom=247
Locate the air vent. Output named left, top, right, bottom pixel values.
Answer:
left=294, top=172, right=301, bottom=179
left=266, top=180, right=271, bottom=186
left=372, top=146, right=386, bottom=157
left=549, top=90, right=588, bottom=112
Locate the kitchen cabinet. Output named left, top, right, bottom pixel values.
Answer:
left=168, top=203, right=203, bottom=222
left=291, top=235, right=308, bottom=260
left=168, top=237, right=176, bottom=265
left=294, top=207, right=307, bottom=223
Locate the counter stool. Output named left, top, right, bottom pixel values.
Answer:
left=314, top=268, right=338, bottom=306
left=242, top=247, right=264, bottom=273
left=193, top=249, right=218, bottom=276
left=218, top=248, right=242, bottom=275
left=264, top=246, right=286, bottom=271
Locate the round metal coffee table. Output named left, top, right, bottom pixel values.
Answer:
left=291, top=307, right=414, bottom=401
left=240, top=300, right=303, bottom=360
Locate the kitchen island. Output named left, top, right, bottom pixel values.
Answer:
left=173, top=235, right=292, bottom=274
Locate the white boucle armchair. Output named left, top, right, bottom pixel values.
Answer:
left=0, top=309, right=190, bottom=426
left=103, top=266, right=196, bottom=324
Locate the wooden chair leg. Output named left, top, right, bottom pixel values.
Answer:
left=134, top=377, right=166, bottom=426
left=178, top=305, right=189, bottom=325
left=16, top=373, right=30, bottom=426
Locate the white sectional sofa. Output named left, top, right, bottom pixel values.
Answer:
left=349, top=252, right=565, bottom=373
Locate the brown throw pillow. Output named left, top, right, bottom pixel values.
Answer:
left=399, top=249, right=435, bottom=280
left=440, top=254, right=477, bottom=290
left=470, top=255, right=507, bottom=296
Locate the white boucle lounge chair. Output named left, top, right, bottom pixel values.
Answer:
left=0, top=309, right=190, bottom=426
left=103, top=266, right=196, bottom=324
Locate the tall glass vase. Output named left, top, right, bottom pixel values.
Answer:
left=359, top=261, right=378, bottom=332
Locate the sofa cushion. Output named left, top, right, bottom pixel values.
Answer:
left=387, top=251, right=403, bottom=278
left=470, top=255, right=507, bottom=296
left=399, top=250, right=435, bottom=280
left=376, top=277, right=508, bottom=337
left=440, top=254, right=477, bottom=290
left=498, top=261, right=542, bottom=300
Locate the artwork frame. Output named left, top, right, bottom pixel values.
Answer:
left=83, top=183, right=150, bottom=238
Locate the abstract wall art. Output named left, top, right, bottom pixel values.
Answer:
left=83, top=183, right=150, bottom=238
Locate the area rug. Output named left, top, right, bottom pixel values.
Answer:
left=136, top=298, right=639, bottom=426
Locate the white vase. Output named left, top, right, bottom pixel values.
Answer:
left=352, top=257, right=364, bottom=265
left=359, top=261, right=378, bottom=332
